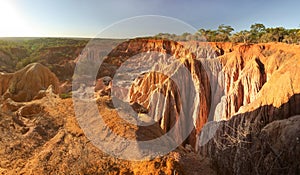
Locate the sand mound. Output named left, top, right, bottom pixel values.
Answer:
left=0, top=63, right=59, bottom=102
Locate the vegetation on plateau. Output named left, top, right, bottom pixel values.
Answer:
left=155, top=23, right=300, bottom=43
left=0, top=24, right=299, bottom=72
left=0, top=38, right=88, bottom=72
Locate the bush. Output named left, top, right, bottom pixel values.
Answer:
left=60, top=92, right=72, bottom=99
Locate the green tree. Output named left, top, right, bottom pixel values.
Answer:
left=250, top=23, right=266, bottom=42
left=250, top=23, right=266, bottom=33
left=154, top=23, right=300, bottom=44
left=231, top=30, right=251, bottom=43
left=217, top=24, right=234, bottom=42
left=261, top=27, right=287, bottom=42
left=198, top=29, right=218, bottom=42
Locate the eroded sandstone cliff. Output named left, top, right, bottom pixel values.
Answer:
left=97, top=39, right=300, bottom=174
left=0, top=82, right=215, bottom=174
left=198, top=43, right=300, bottom=174
left=0, top=63, right=59, bottom=102
left=97, top=39, right=300, bottom=157
left=1, top=38, right=299, bottom=174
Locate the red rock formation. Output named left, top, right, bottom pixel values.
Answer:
left=1, top=38, right=299, bottom=174
left=197, top=43, right=300, bottom=174
left=0, top=63, right=59, bottom=102
left=99, top=39, right=300, bottom=152
left=100, top=39, right=212, bottom=148
left=95, top=76, right=112, bottom=97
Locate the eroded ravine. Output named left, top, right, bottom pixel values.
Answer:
left=1, top=38, right=300, bottom=174
left=101, top=39, right=300, bottom=152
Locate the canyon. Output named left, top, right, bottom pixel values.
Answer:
left=0, top=38, right=299, bottom=174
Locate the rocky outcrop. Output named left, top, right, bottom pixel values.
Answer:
left=98, top=39, right=212, bottom=148
left=213, top=43, right=300, bottom=120
left=105, top=40, right=300, bottom=174
left=97, top=39, right=300, bottom=154
left=1, top=38, right=299, bottom=174
left=198, top=43, right=300, bottom=174
left=199, top=94, right=300, bottom=175
left=258, top=115, right=300, bottom=174
left=0, top=63, right=59, bottom=102
left=0, top=89, right=216, bottom=174
left=95, top=76, right=112, bottom=97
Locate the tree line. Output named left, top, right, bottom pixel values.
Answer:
left=155, top=23, right=300, bottom=44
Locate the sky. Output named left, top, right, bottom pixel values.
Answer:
left=0, top=0, right=299, bottom=38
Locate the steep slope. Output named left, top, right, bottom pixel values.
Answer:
left=198, top=43, right=300, bottom=174
left=0, top=43, right=29, bottom=73
left=1, top=38, right=299, bottom=174
left=0, top=88, right=216, bottom=174
left=98, top=39, right=211, bottom=148
left=0, top=63, right=59, bottom=102
left=97, top=39, right=300, bottom=154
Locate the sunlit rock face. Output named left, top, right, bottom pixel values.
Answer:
left=98, top=39, right=300, bottom=154
left=102, top=39, right=212, bottom=148
left=198, top=43, right=300, bottom=175
left=1, top=37, right=299, bottom=174
left=79, top=39, right=300, bottom=174
left=0, top=63, right=59, bottom=102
